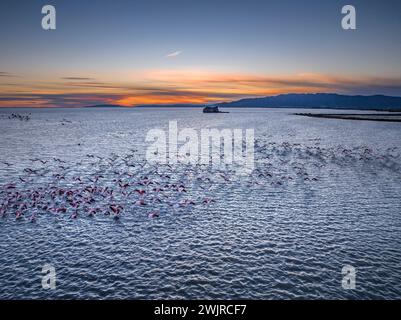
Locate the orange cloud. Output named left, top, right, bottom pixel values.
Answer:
left=1, top=69, right=401, bottom=107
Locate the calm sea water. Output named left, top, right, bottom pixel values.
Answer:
left=0, top=107, right=401, bottom=299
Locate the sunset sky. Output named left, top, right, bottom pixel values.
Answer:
left=1, top=0, right=401, bottom=107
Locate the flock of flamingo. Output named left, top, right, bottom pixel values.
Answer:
left=0, top=136, right=400, bottom=223
left=7, top=113, right=31, bottom=121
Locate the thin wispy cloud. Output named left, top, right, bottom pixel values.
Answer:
left=61, top=77, right=95, bottom=81
left=0, top=72, right=17, bottom=77
left=166, top=51, right=182, bottom=58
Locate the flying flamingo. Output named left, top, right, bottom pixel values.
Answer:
left=135, top=189, right=146, bottom=196
left=148, top=211, right=159, bottom=218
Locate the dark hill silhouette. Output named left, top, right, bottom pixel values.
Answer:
left=220, top=93, right=401, bottom=111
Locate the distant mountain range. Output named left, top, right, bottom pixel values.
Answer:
left=135, top=103, right=203, bottom=108
left=85, top=93, right=401, bottom=111
left=220, top=93, right=401, bottom=111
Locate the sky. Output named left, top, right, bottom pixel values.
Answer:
left=1, top=0, right=401, bottom=107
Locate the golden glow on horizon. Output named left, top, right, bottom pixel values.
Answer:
left=1, top=69, right=401, bottom=107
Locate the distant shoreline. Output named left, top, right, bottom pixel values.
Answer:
left=1, top=106, right=401, bottom=113
left=83, top=93, right=401, bottom=112
left=86, top=105, right=401, bottom=112
left=295, top=113, right=401, bottom=123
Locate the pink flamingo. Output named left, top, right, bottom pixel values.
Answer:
left=135, top=199, right=147, bottom=206
left=135, top=189, right=146, bottom=196
left=148, top=211, right=159, bottom=218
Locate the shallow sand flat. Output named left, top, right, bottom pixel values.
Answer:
left=296, top=113, right=401, bottom=122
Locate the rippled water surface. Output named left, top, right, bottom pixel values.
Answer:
left=0, top=107, right=401, bottom=299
